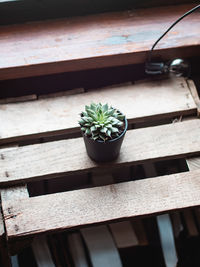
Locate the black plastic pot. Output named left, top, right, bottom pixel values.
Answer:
left=82, top=118, right=128, bottom=162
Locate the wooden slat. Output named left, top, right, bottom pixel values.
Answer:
left=81, top=226, right=122, bottom=267
left=187, top=79, right=200, bottom=117
left=1, top=119, right=200, bottom=186
left=32, top=236, right=55, bottom=267
left=0, top=185, right=31, bottom=255
left=1, top=185, right=29, bottom=201
left=143, top=163, right=178, bottom=267
left=182, top=210, right=199, bottom=237
left=170, top=212, right=183, bottom=239
left=186, top=157, right=200, bottom=171
left=109, top=221, right=139, bottom=248
left=157, top=215, right=178, bottom=267
left=0, top=4, right=199, bottom=80
left=0, top=211, right=12, bottom=267
left=0, top=78, right=196, bottom=145
left=3, top=169, right=200, bottom=240
left=67, top=232, right=89, bottom=267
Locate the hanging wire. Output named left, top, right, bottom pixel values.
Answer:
left=147, top=4, right=200, bottom=63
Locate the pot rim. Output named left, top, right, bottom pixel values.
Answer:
left=82, top=117, right=128, bottom=144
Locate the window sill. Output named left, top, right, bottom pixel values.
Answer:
left=0, top=3, right=200, bottom=80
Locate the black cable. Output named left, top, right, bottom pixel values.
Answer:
left=147, top=4, right=200, bottom=62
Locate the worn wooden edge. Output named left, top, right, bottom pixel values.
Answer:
left=3, top=169, right=200, bottom=240
left=0, top=185, right=33, bottom=255
left=186, top=157, right=200, bottom=171
left=186, top=79, right=200, bottom=117
left=1, top=46, right=200, bottom=81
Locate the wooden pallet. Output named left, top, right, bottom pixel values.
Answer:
left=0, top=77, right=200, bottom=266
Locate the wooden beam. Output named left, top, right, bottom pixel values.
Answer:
left=0, top=78, right=196, bottom=145
left=1, top=119, right=200, bottom=186
left=0, top=185, right=31, bottom=255
left=81, top=226, right=122, bottom=267
left=0, top=4, right=200, bottom=80
left=3, top=169, right=200, bottom=240
left=32, top=236, right=55, bottom=267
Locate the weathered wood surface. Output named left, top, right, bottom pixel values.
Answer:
left=109, top=221, right=138, bottom=248
left=0, top=4, right=199, bottom=80
left=1, top=119, right=200, bottom=186
left=3, top=169, right=200, bottom=239
left=1, top=185, right=29, bottom=201
left=0, top=78, right=196, bottom=145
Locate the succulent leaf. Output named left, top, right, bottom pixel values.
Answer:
left=79, top=102, right=125, bottom=142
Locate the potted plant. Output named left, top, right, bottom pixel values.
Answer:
left=79, top=103, right=128, bottom=162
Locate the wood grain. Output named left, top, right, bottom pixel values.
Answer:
left=3, top=169, right=200, bottom=239
left=1, top=119, right=200, bottom=186
left=0, top=78, right=196, bottom=145
left=1, top=185, right=29, bottom=201
left=0, top=4, right=199, bottom=80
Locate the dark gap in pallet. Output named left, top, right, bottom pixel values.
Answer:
left=0, top=55, right=200, bottom=100
left=17, top=246, right=37, bottom=267
left=0, top=63, right=144, bottom=99
left=27, top=157, right=189, bottom=198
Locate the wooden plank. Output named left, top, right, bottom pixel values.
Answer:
left=0, top=95, right=37, bottom=104
left=38, top=88, right=84, bottom=99
left=0, top=185, right=30, bottom=255
left=131, top=219, right=148, bottom=246
left=0, top=4, right=200, bottom=80
left=0, top=211, right=12, bottom=267
left=1, top=119, right=200, bottom=186
left=170, top=212, right=183, bottom=239
left=1, top=185, right=29, bottom=201
left=32, top=236, right=55, bottom=267
left=186, top=157, right=200, bottom=171
left=67, top=232, right=89, bottom=267
left=182, top=210, right=199, bottom=237
left=81, top=226, right=122, bottom=267
left=143, top=163, right=178, bottom=267
left=157, top=215, right=178, bottom=267
left=92, top=173, right=139, bottom=248
left=0, top=77, right=196, bottom=145
left=109, top=221, right=139, bottom=248
left=3, top=169, right=200, bottom=239
left=187, top=79, right=200, bottom=117
left=10, top=255, right=19, bottom=267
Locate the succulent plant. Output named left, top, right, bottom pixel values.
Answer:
left=79, top=103, right=125, bottom=142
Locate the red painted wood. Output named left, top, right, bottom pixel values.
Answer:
left=0, top=4, right=199, bottom=80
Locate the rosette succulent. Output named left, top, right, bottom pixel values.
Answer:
left=79, top=103, right=125, bottom=142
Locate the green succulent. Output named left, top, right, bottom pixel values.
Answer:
left=79, top=103, right=125, bottom=142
